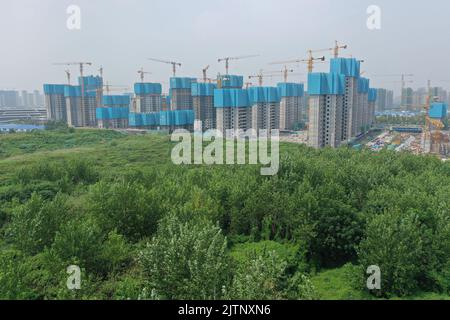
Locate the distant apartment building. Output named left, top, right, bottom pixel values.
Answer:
left=170, top=77, right=197, bottom=110
left=401, top=87, right=414, bottom=111
left=307, top=72, right=345, bottom=149
left=277, top=83, right=304, bottom=130
left=0, top=90, right=20, bottom=108
left=192, top=83, right=216, bottom=131
left=375, top=88, right=394, bottom=112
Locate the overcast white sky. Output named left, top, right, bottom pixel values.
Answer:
left=1, top=0, right=449, bottom=95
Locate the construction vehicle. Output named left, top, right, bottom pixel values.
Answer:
left=218, top=55, right=259, bottom=74
left=137, top=68, right=152, bottom=82
left=148, top=58, right=181, bottom=77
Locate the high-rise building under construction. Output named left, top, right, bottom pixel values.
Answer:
left=329, top=58, right=361, bottom=142
left=170, top=77, right=197, bottom=110
left=192, top=83, right=216, bottom=131
left=133, top=83, right=162, bottom=113
left=277, top=83, right=304, bottom=131
left=43, top=84, right=67, bottom=122
left=307, top=73, right=345, bottom=149
left=248, top=86, right=280, bottom=133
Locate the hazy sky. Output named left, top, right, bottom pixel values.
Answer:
left=1, top=0, right=450, bottom=95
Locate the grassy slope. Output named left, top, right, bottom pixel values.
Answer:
left=1, top=129, right=448, bottom=300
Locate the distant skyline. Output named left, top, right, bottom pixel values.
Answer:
left=1, top=0, right=450, bottom=95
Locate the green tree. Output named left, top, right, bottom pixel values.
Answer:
left=139, top=215, right=230, bottom=299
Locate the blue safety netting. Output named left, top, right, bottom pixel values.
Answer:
left=308, top=73, right=345, bottom=95
left=358, top=78, right=370, bottom=94
left=134, top=83, right=162, bottom=95
left=96, top=107, right=129, bottom=120
left=330, top=58, right=361, bottom=78
left=429, top=102, right=448, bottom=119
left=43, top=84, right=66, bottom=95
left=214, top=89, right=249, bottom=108
left=368, top=88, right=377, bottom=102
left=218, top=75, right=244, bottom=89
left=248, top=87, right=280, bottom=104
left=277, top=83, right=304, bottom=97
left=170, top=77, right=197, bottom=89
left=191, top=83, right=216, bottom=96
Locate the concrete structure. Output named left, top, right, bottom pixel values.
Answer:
left=0, top=108, right=47, bottom=124
left=192, top=83, right=216, bottom=131
left=307, top=73, right=345, bottom=148
left=128, top=109, right=194, bottom=132
left=134, top=83, right=162, bottom=113
left=170, top=77, right=197, bottom=110
left=248, top=86, right=280, bottom=133
left=277, top=83, right=304, bottom=130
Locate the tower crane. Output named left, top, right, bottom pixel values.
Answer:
left=270, top=49, right=327, bottom=73
left=264, top=67, right=303, bottom=83
left=218, top=54, right=259, bottom=74
left=332, top=40, right=348, bottom=58
left=202, top=65, right=210, bottom=82
left=148, top=58, right=182, bottom=77
left=65, top=70, right=71, bottom=85
left=248, top=70, right=280, bottom=86
left=137, top=68, right=152, bottom=82
left=53, top=62, right=93, bottom=125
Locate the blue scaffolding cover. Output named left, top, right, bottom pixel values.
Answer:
left=134, top=83, right=162, bottom=95
left=368, top=88, right=377, bottom=102
left=277, top=83, right=304, bottom=97
left=102, top=95, right=130, bottom=107
left=358, top=78, right=370, bottom=94
left=429, top=102, right=448, bottom=119
left=214, top=89, right=249, bottom=108
left=218, top=75, right=244, bottom=89
left=64, top=85, right=97, bottom=97
left=96, top=107, right=129, bottom=120
left=308, top=73, right=345, bottom=95
left=43, top=84, right=66, bottom=95
left=330, top=58, right=361, bottom=78
left=191, top=83, right=216, bottom=96
left=78, top=76, right=103, bottom=90
left=248, top=87, right=280, bottom=104
left=170, top=77, right=197, bottom=90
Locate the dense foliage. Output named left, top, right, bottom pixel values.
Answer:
left=0, top=129, right=448, bottom=300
